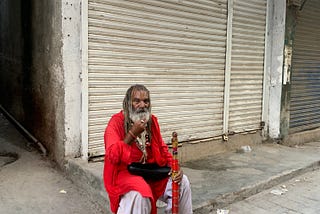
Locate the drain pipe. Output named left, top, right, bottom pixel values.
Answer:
left=0, top=105, right=47, bottom=156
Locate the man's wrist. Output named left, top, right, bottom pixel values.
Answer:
left=124, top=130, right=137, bottom=145
left=128, top=130, right=137, bottom=139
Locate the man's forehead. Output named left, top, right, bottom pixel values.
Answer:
left=131, top=89, right=149, bottom=98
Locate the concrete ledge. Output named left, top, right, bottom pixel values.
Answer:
left=179, top=131, right=263, bottom=163
left=65, top=159, right=110, bottom=214
left=284, top=128, right=320, bottom=146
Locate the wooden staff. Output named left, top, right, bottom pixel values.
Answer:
left=171, top=132, right=179, bottom=214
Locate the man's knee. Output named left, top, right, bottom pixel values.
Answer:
left=118, top=191, right=151, bottom=214
left=128, top=191, right=151, bottom=205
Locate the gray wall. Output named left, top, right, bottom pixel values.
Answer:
left=0, top=0, right=67, bottom=164
left=265, top=0, right=286, bottom=140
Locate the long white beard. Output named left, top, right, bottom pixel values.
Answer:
left=129, top=107, right=150, bottom=164
left=129, top=108, right=150, bottom=123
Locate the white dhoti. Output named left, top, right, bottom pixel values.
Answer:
left=117, top=190, right=152, bottom=214
left=117, top=175, right=193, bottom=214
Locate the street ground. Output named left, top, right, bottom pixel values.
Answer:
left=0, top=113, right=107, bottom=214
left=220, top=168, right=320, bottom=214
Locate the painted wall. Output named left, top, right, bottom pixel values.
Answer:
left=0, top=0, right=82, bottom=165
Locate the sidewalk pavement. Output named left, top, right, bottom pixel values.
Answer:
left=0, top=113, right=106, bottom=214
left=1, top=111, right=320, bottom=214
left=182, top=142, right=320, bottom=213
left=223, top=168, right=320, bottom=214
left=68, top=139, right=320, bottom=213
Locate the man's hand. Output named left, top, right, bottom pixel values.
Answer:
left=170, top=169, right=183, bottom=185
left=124, top=119, right=148, bottom=145
left=131, top=119, right=148, bottom=137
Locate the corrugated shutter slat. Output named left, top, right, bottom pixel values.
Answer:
left=290, top=0, right=320, bottom=133
left=228, top=0, right=267, bottom=133
left=87, top=0, right=227, bottom=156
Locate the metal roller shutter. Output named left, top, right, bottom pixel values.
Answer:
left=87, top=0, right=228, bottom=157
left=227, top=0, right=267, bottom=133
left=289, top=0, right=320, bottom=133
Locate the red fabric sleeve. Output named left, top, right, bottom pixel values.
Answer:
left=104, top=113, right=131, bottom=165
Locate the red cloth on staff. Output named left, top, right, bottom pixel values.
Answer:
left=103, top=111, right=173, bottom=214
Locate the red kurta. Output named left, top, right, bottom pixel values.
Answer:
left=103, top=111, right=173, bottom=214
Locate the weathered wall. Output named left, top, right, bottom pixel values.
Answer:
left=266, top=0, right=286, bottom=140
left=280, top=3, right=297, bottom=139
left=0, top=0, right=67, bottom=164
left=61, top=0, right=82, bottom=159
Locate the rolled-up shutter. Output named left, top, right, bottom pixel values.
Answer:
left=289, top=0, right=320, bottom=133
left=228, top=0, right=267, bottom=133
left=87, top=0, right=228, bottom=157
